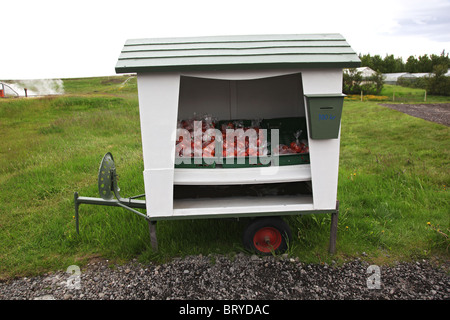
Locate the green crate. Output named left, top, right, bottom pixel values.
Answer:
left=264, top=117, right=308, bottom=143
left=221, top=156, right=271, bottom=168
left=175, top=157, right=216, bottom=168
left=277, top=153, right=310, bottom=166
left=264, top=117, right=310, bottom=166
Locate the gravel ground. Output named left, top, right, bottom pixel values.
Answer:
left=0, top=254, right=448, bottom=301
left=380, top=103, right=450, bottom=127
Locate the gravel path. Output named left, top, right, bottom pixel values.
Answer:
left=1, top=254, right=448, bottom=301
left=380, top=103, right=450, bottom=127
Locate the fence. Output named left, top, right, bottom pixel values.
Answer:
left=345, top=90, right=427, bottom=103
left=390, top=90, right=428, bottom=102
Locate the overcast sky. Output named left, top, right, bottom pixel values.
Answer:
left=1, top=0, right=449, bottom=79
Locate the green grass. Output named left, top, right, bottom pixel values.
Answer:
left=61, top=74, right=138, bottom=96
left=330, top=101, right=448, bottom=262
left=0, top=79, right=448, bottom=279
left=380, top=84, right=449, bottom=103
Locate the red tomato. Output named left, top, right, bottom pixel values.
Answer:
left=237, top=150, right=246, bottom=157
left=248, top=148, right=258, bottom=156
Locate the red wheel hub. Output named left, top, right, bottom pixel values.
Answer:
left=253, top=227, right=282, bottom=253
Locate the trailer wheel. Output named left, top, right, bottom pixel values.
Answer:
left=243, top=217, right=292, bottom=255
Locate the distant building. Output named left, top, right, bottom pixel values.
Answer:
left=344, top=67, right=376, bottom=79
left=383, top=72, right=414, bottom=84
left=410, top=73, right=431, bottom=78
left=383, top=69, right=449, bottom=84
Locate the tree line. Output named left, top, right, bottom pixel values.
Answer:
left=359, top=51, right=449, bottom=73
left=343, top=51, right=450, bottom=96
left=343, top=69, right=384, bottom=95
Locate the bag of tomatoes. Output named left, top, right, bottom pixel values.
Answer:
left=288, top=130, right=309, bottom=154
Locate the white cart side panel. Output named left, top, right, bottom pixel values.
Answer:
left=143, top=169, right=174, bottom=217
left=137, top=73, right=180, bottom=169
left=302, top=69, right=343, bottom=210
left=306, top=135, right=340, bottom=209
left=137, top=73, right=180, bottom=217
left=301, top=69, right=343, bottom=94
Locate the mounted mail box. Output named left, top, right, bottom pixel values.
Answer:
left=305, top=94, right=345, bottom=139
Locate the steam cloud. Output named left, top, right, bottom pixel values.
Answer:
left=1, top=79, right=65, bottom=97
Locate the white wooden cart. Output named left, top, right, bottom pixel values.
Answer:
left=75, top=34, right=360, bottom=255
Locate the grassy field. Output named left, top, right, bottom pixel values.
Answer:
left=0, top=77, right=448, bottom=279
left=346, top=84, right=449, bottom=103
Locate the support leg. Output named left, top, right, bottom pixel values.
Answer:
left=329, top=200, right=339, bottom=254
left=74, top=192, right=80, bottom=234
left=148, top=221, right=158, bottom=252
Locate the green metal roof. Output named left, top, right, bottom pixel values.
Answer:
left=115, top=34, right=361, bottom=73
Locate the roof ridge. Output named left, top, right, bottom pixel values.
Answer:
left=116, top=34, right=360, bottom=73
left=124, top=34, right=345, bottom=46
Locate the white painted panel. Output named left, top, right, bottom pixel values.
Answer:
left=301, top=69, right=343, bottom=95
left=301, top=68, right=343, bottom=209
left=177, top=72, right=305, bottom=121
left=143, top=169, right=174, bottom=217
left=137, top=73, right=180, bottom=217
left=178, top=76, right=231, bottom=120
left=306, top=136, right=340, bottom=209
left=174, top=164, right=311, bottom=185
left=235, top=73, right=304, bottom=119
left=137, top=73, right=180, bottom=170
left=172, top=194, right=314, bottom=217
left=181, top=69, right=302, bottom=80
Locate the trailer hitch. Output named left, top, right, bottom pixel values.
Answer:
left=74, top=152, right=158, bottom=251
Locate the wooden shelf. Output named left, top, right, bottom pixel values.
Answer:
left=174, top=164, right=311, bottom=185
left=172, top=194, right=313, bottom=218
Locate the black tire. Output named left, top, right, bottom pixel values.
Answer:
left=242, top=217, right=292, bottom=255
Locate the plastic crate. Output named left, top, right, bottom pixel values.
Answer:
left=264, top=117, right=310, bottom=166
left=175, top=157, right=216, bottom=168
left=221, top=156, right=271, bottom=168
left=175, top=117, right=310, bottom=168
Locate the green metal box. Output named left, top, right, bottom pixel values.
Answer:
left=305, top=94, right=345, bottom=139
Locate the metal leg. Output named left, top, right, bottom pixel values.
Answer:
left=74, top=192, right=80, bottom=234
left=329, top=200, right=339, bottom=254
left=148, top=221, right=158, bottom=252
